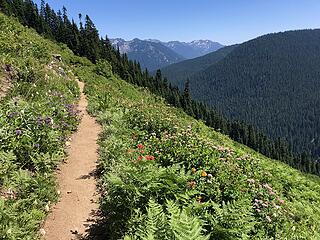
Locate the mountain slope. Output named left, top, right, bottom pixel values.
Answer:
left=184, top=29, right=320, bottom=159
left=160, top=44, right=237, bottom=89
left=0, top=12, right=81, bottom=239
left=163, top=40, right=224, bottom=59
left=80, top=56, right=320, bottom=239
left=110, top=38, right=185, bottom=71
left=2, top=8, right=320, bottom=240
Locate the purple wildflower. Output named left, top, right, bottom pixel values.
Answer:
left=247, top=179, right=255, bottom=184
left=15, top=129, right=22, bottom=135
left=45, top=117, right=53, bottom=125
left=36, top=117, right=44, bottom=126
left=8, top=112, right=18, bottom=118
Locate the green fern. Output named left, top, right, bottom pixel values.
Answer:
left=136, top=200, right=160, bottom=239
left=135, top=199, right=168, bottom=240
left=202, top=200, right=255, bottom=239
left=124, top=199, right=210, bottom=240
left=167, top=200, right=210, bottom=240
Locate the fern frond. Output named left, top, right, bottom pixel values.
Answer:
left=167, top=200, right=210, bottom=240
left=136, top=199, right=168, bottom=240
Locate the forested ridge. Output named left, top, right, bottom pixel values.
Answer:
left=160, top=44, right=237, bottom=89
left=182, top=30, right=320, bottom=168
left=1, top=0, right=319, bottom=175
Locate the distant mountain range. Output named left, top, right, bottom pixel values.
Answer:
left=110, top=38, right=185, bottom=71
left=110, top=38, right=224, bottom=71
left=161, top=29, right=320, bottom=160
left=163, top=40, right=224, bottom=59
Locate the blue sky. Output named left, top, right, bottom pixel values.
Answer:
left=34, top=0, right=320, bottom=45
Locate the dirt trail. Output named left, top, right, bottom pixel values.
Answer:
left=0, top=64, right=15, bottom=98
left=43, top=80, right=101, bottom=240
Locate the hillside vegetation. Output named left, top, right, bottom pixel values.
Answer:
left=163, top=30, right=320, bottom=170
left=79, top=59, right=320, bottom=239
left=1, top=5, right=320, bottom=240
left=0, top=13, right=81, bottom=239
left=2, top=0, right=313, bottom=177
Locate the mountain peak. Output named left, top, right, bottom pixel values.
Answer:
left=145, top=39, right=162, bottom=43
left=163, top=40, right=224, bottom=59
left=109, top=38, right=224, bottom=70
left=110, top=38, right=185, bottom=71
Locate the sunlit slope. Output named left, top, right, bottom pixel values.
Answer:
left=77, top=60, right=320, bottom=239
left=0, top=13, right=82, bottom=239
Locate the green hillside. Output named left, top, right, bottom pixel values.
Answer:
left=1, top=9, right=320, bottom=240
left=0, top=13, right=81, bottom=239
left=79, top=57, right=320, bottom=239
left=165, top=30, right=320, bottom=164
left=160, top=45, right=237, bottom=89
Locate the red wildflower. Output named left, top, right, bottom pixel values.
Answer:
left=137, top=144, right=145, bottom=149
left=140, top=149, right=145, bottom=154
left=137, top=156, right=143, bottom=161
left=145, top=155, right=155, bottom=161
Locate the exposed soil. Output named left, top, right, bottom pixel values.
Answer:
left=0, top=64, right=15, bottom=98
left=42, top=79, right=101, bottom=240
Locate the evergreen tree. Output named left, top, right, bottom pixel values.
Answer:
left=81, top=15, right=101, bottom=62
left=183, top=79, right=193, bottom=116
left=0, top=0, right=12, bottom=14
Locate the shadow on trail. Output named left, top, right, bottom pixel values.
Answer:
left=80, top=219, right=110, bottom=239
left=74, top=209, right=111, bottom=240
left=75, top=167, right=112, bottom=240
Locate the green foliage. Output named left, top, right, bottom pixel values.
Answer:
left=79, top=62, right=320, bottom=239
left=125, top=199, right=209, bottom=240
left=163, top=29, right=320, bottom=174
left=167, top=200, right=210, bottom=240
left=0, top=12, right=80, bottom=239
left=160, top=44, right=237, bottom=89
left=95, top=59, right=112, bottom=78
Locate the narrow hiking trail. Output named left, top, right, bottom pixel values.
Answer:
left=43, top=80, right=101, bottom=240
